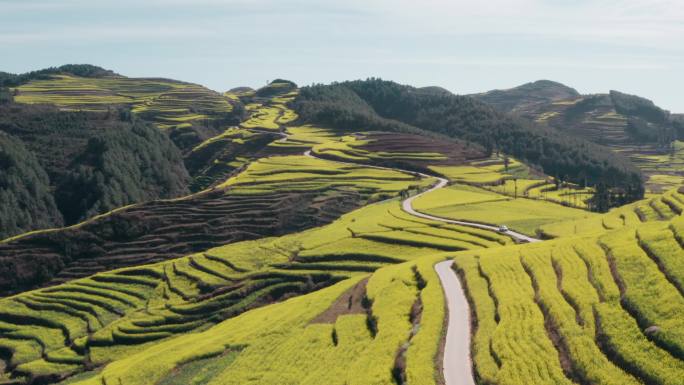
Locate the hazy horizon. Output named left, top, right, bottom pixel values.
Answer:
left=3, top=0, right=682, bottom=112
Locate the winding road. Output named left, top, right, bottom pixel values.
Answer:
left=401, top=175, right=540, bottom=244
left=251, top=127, right=542, bottom=384
left=435, top=260, right=476, bottom=385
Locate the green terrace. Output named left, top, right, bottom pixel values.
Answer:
left=0, top=199, right=513, bottom=383
left=455, top=214, right=684, bottom=385
left=12, top=74, right=236, bottom=130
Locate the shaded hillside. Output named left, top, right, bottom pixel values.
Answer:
left=473, top=80, right=580, bottom=113
left=0, top=131, right=63, bottom=237
left=294, top=78, right=643, bottom=205
left=0, top=103, right=189, bottom=238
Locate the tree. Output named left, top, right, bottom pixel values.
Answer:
left=0, top=87, right=12, bottom=104
left=591, top=183, right=611, bottom=213
left=513, top=178, right=518, bottom=199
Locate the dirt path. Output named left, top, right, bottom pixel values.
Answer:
left=435, top=260, right=476, bottom=385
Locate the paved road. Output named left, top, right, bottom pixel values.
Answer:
left=435, top=260, right=477, bottom=385
left=253, top=128, right=543, bottom=384
left=402, top=176, right=540, bottom=243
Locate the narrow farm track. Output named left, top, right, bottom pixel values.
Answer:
left=435, top=260, right=476, bottom=385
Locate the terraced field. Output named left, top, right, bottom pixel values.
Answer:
left=311, top=132, right=484, bottom=172
left=540, top=187, right=684, bottom=238
left=184, top=128, right=280, bottom=192
left=238, top=82, right=298, bottom=132
left=454, top=213, right=684, bottom=385
left=475, top=84, right=678, bottom=194
left=428, top=156, right=595, bottom=209
left=4, top=73, right=684, bottom=385
left=0, top=197, right=513, bottom=384
left=618, top=141, right=684, bottom=193
left=181, top=82, right=303, bottom=191
left=0, top=152, right=430, bottom=297
left=12, top=74, right=238, bottom=132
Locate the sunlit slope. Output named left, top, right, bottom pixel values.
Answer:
left=62, top=255, right=446, bottom=385
left=12, top=74, right=237, bottom=131
left=540, top=187, right=684, bottom=238
left=4, top=73, right=679, bottom=385
left=0, top=199, right=511, bottom=384
left=184, top=81, right=300, bottom=191
left=454, top=213, right=684, bottom=385
left=413, top=184, right=597, bottom=236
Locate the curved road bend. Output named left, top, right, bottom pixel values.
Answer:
left=255, top=129, right=543, bottom=385
left=435, top=260, right=476, bottom=385
left=401, top=176, right=540, bottom=243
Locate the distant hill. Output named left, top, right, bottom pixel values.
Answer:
left=228, top=86, right=255, bottom=93
left=416, top=86, right=454, bottom=97
left=3, top=65, right=244, bottom=153
left=472, top=80, right=676, bottom=147
left=472, top=80, right=580, bottom=113
left=0, top=64, right=118, bottom=87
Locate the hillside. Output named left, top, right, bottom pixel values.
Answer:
left=1, top=68, right=683, bottom=385
left=472, top=81, right=682, bottom=191
left=294, top=78, right=643, bottom=205
left=0, top=103, right=189, bottom=239
left=0, top=131, right=63, bottom=237
left=0, top=124, right=681, bottom=384
left=3, top=65, right=244, bottom=153
left=473, top=80, right=580, bottom=113
left=472, top=82, right=675, bottom=146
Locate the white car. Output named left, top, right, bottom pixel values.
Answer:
left=498, top=225, right=509, bottom=233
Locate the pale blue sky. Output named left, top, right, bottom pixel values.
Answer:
left=2, top=0, right=682, bottom=112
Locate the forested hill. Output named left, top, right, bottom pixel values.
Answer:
left=294, top=78, right=644, bottom=203
left=0, top=103, right=189, bottom=239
